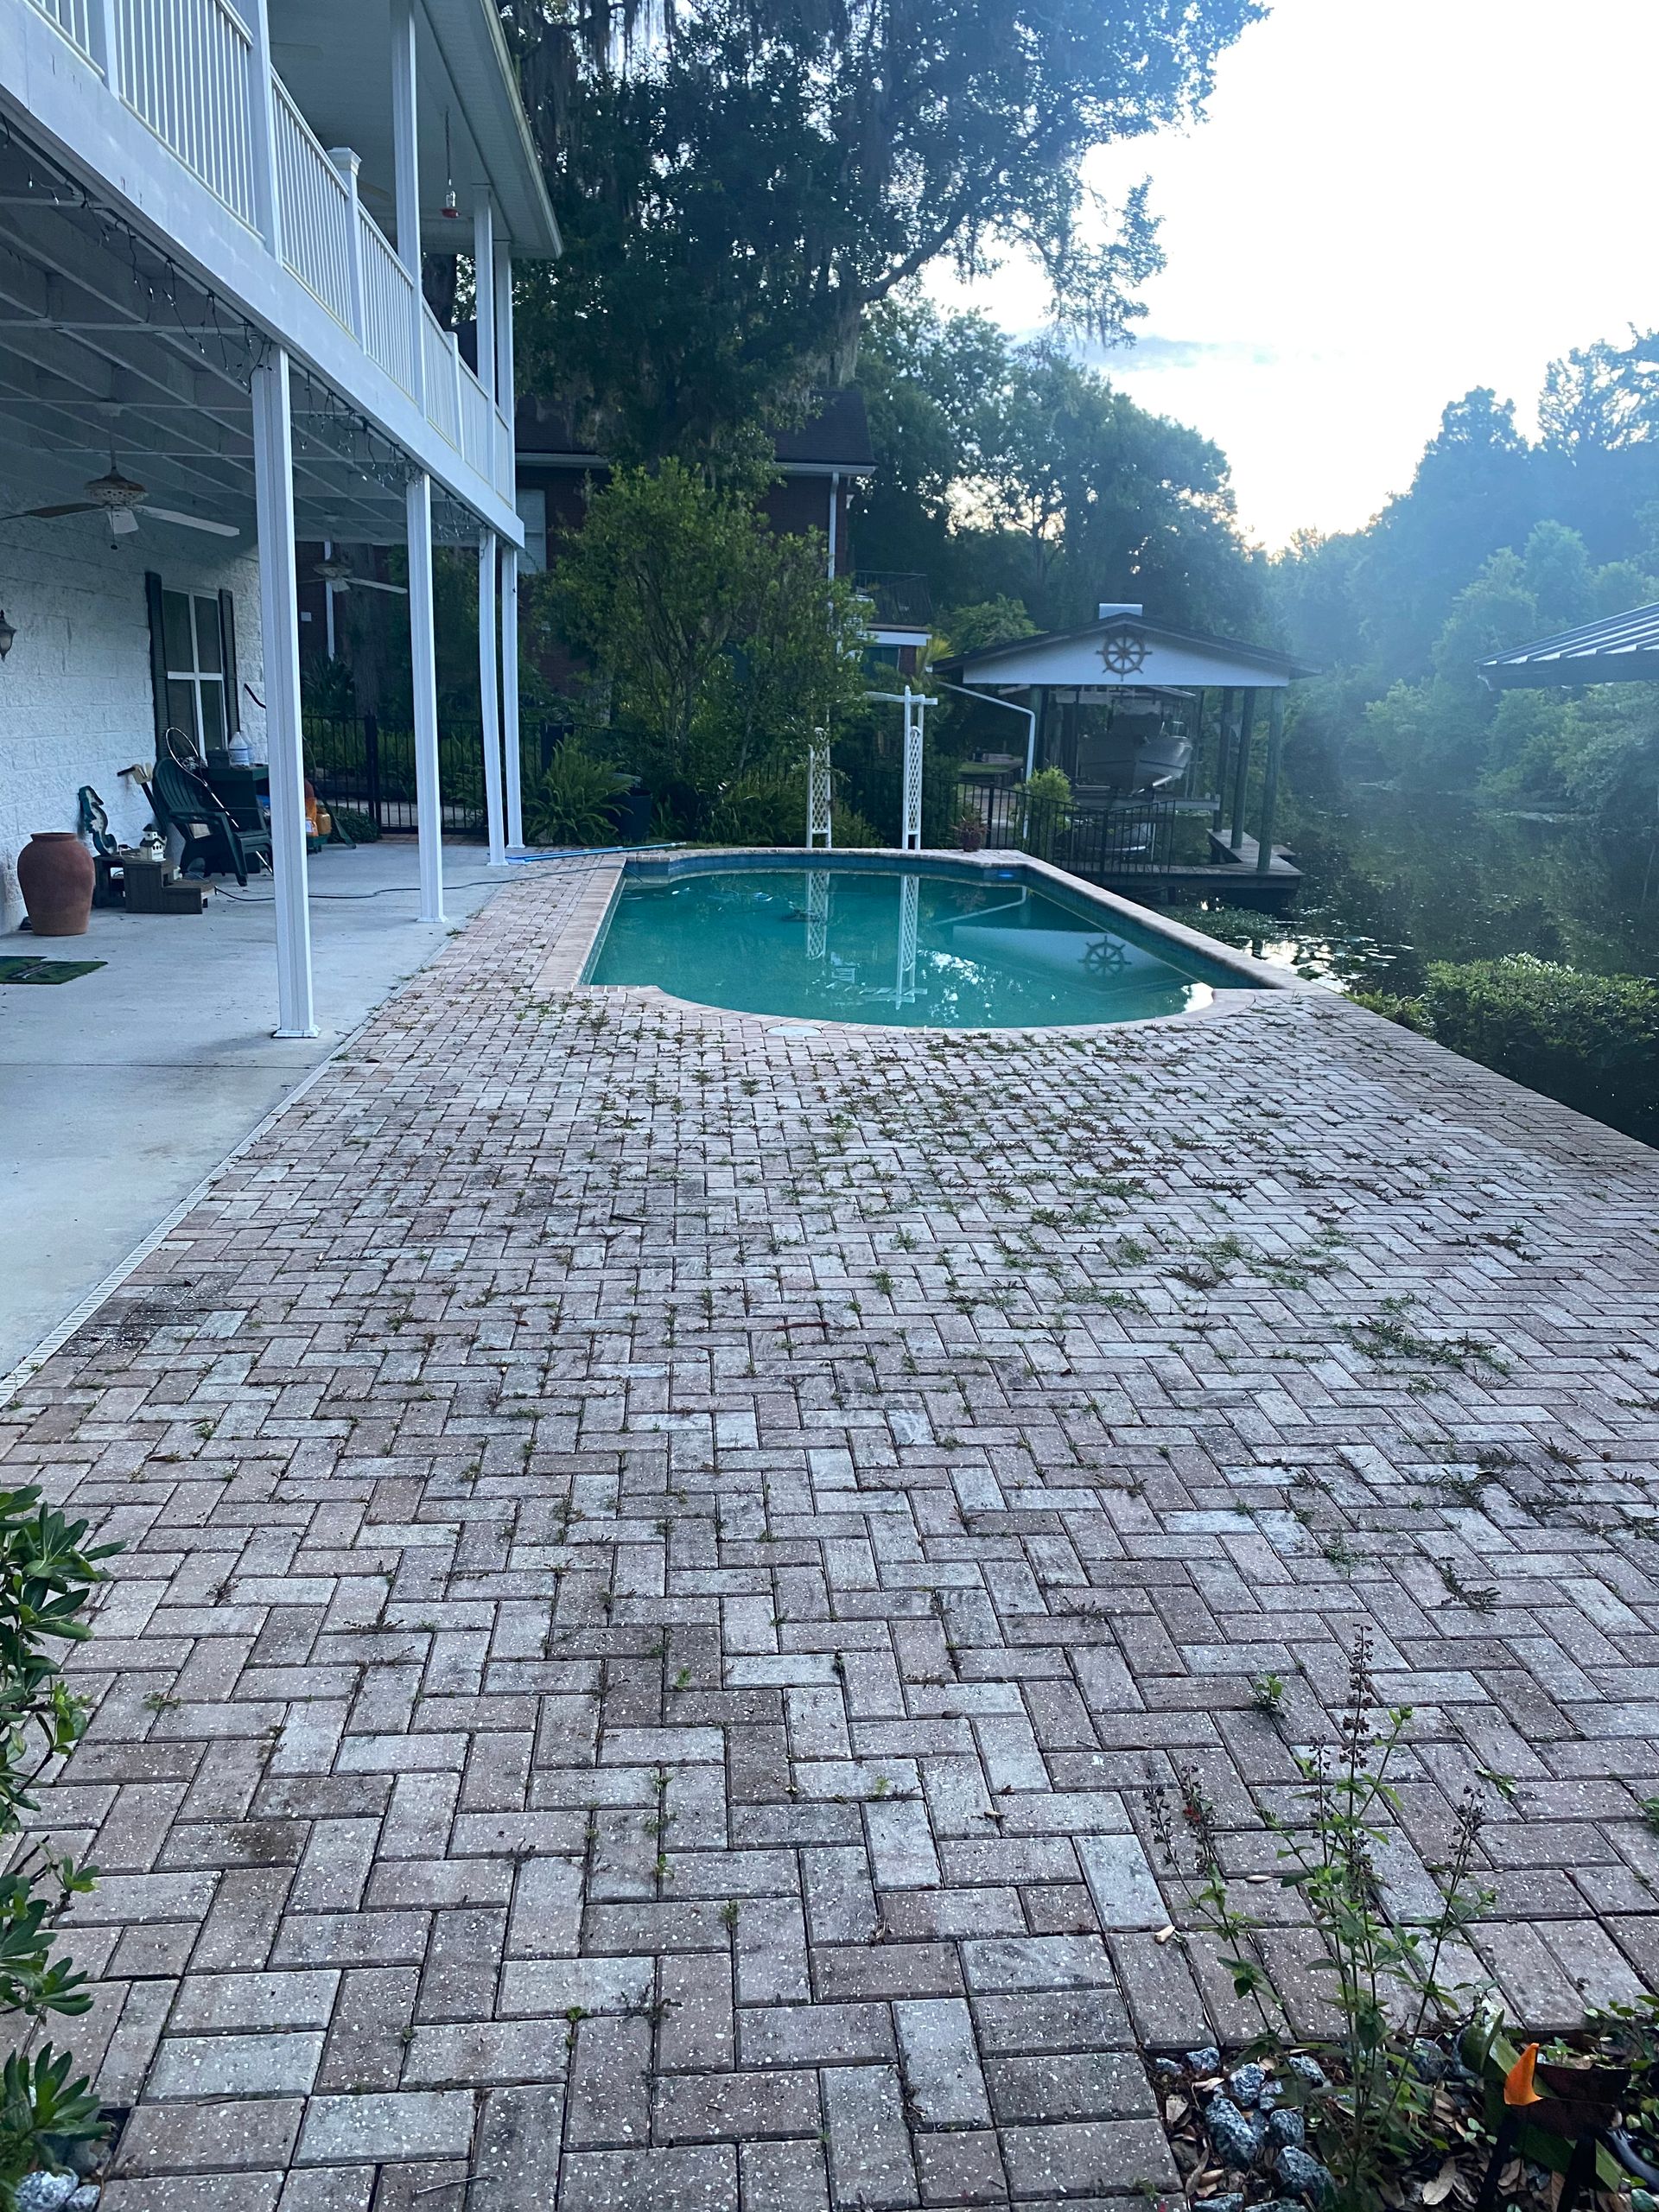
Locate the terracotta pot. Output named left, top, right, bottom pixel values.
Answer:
left=16, top=831, right=95, bottom=937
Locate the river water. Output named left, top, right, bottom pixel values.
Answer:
left=1175, top=783, right=1659, bottom=994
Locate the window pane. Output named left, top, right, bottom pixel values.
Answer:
left=194, top=596, right=223, bottom=675
left=162, top=590, right=193, bottom=673
left=164, top=681, right=199, bottom=748
left=198, top=680, right=226, bottom=748
left=516, top=486, right=547, bottom=573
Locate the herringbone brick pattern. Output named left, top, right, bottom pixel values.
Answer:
left=3, top=864, right=1656, bottom=2210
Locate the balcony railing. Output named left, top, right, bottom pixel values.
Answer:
left=272, top=79, right=353, bottom=327
left=122, top=0, right=257, bottom=226
left=359, top=213, right=416, bottom=395
left=27, top=0, right=505, bottom=502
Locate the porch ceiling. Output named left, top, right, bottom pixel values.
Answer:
left=0, top=143, right=479, bottom=550
left=270, top=0, right=559, bottom=258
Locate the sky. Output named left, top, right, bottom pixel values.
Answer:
left=933, top=0, right=1659, bottom=550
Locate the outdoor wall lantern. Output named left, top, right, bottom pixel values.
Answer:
left=0, top=611, right=16, bottom=659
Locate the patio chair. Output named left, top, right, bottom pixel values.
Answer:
left=151, top=746, right=271, bottom=887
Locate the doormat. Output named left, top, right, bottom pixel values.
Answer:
left=0, top=957, right=106, bottom=984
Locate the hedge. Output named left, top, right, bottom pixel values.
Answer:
left=1356, top=954, right=1659, bottom=1144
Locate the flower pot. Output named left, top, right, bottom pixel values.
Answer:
left=16, top=831, right=95, bottom=937
left=956, top=820, right=986, bottom=853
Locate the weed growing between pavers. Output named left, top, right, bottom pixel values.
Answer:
left=1143, top=1633, right=1659, bottom=2212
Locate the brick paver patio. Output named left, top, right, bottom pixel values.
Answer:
left=4, top=863, right=1657, bottom=2210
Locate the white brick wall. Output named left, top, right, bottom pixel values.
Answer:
left=0, top=514, right=266, bottom=931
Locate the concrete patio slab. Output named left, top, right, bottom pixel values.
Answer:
left=0, top=840, right=505, bottom=1382
left=3, top=862, right=1656, bottom=2209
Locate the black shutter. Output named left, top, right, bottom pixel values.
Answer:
left=218, top=588, right=240, bottom=734
left=143, top=571, right=168, bottom=756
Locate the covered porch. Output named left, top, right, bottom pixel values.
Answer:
left=0, top=0, right=550, bottom=1033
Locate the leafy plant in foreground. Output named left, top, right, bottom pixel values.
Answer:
left=521, top=740, right=637, bottom=849
left=1147, top=1630, right=1492, bottom=2212
left=0, top=1486, right=121, bottom=2202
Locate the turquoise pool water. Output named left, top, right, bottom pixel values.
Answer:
left=585, top=864, right=1257, bottom=1027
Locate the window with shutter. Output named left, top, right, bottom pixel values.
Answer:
left=145, top=575, right=233, bottom=759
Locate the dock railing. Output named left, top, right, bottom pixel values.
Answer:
left=957, top=776, right=1194, bottom=878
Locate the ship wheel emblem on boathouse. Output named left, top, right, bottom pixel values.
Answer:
left=1099, top=626, right=1147, bottom=676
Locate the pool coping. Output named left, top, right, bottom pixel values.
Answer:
left=532, top=847, right=1317, bottom=1035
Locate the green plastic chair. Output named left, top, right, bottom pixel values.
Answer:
left=150, top=747, right=271, bottom=887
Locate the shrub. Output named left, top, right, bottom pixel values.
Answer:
left=705, top=766, right=880, bottom=849
left=1360, top=954, right=1659, bottom=1141
left=0, top=1486, right=119, bottom=2201
left=522, top=741, right=636, bottom=848
left=1014, top=765, right=1073, bottom=861
left=1350, top=988, right=1430, bottom=1033
left=705, top=764, right=810, bottom=847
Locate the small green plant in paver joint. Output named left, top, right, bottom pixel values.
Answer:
left=1437, top=1560, right=1497, bottom=1614
left=1250, top=1672, right=1287, bottom=1718
left=1639, top=1794, right=1659, bottom=1834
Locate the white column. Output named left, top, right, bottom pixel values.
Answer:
left=474, top=200, right=496, bottom=402
left=251, top=349, right=315, bottom=1037
left=389, top=0, right=425, bottom=407
left=493, top=245, right=514, bottom=429
left=479, top=530, right=506, bottom=866
left=406, top=471, right=446, bottom=922
left=500, top=543, right=523, bottom=849
left=826, top=471, right=839, bottom=579
left=245, top=0, right=283, bottom=256
left=329, top=148, right=366, bottom=338
left=493, top=238, right=523, bottom=846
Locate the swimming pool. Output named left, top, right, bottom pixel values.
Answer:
left=583, top=861, right=1264, bottom=1028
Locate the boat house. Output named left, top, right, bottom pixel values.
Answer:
left=936, top=605, right=1313, bottom=906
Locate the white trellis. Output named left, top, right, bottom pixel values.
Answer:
left=806, top=730, right=833, bottom=849
left=866, top=686, right=935, bottom=849
left=893, top=870, right=919, bottom=1008
left=805, top=868, right=830, bottom=962
left=899, top=686, right=925, bottom=850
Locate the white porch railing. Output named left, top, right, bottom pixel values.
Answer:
left=29, top=0, right=91, bottom=50
left=272, top=81, right=354, bottom=327
left=459, top=366, right=493, bottom=479
left=25, top=0, right=507, bottom=500
left=422, top=305, right=459, bottom=444
left=359, top=213, right=416, bottom=397
left=118, top=0, right=257, bottom=229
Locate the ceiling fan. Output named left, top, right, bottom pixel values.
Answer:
left=1, top=460, right=238, bottom=540
left=314, top=554, right=407, bottom=597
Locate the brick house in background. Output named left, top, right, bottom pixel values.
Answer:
left=512, top=386, right=874, bottom=581
left=512, top=387, right=931, bottom=694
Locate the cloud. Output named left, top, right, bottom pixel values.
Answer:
left=1118, top=334, right=1282, bottom=373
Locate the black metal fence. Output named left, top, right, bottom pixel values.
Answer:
left=302, top=713, right=488, bottom=836
left=955, top=776, right=1205, bottom=878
